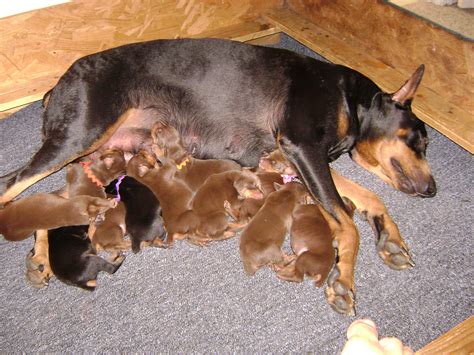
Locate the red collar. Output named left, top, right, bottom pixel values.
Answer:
left=79, top=161, right=103, bottom=188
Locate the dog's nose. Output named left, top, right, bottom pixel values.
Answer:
left=419, top=177, right=437, bottom=197
left=421, top=177, right=437, bottom=198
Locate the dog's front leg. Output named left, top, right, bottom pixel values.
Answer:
left=331, top=169, right=414, bottom=270
left=279, top=138, right=358, bottom=315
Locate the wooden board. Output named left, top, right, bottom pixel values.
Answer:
left=286, top=0, right=474, bottom=115
left=265, top=7, right=474, bottom=153
left=0, top=0, right=281, bottom=117
left=416, top=315, right=474, bottom=354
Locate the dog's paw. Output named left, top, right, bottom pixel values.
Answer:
left=376, top=229, right=414, bottom=270
left=325, top=267, right=355, bottom=316
left=25, top=249, right=52, bottom=289
left=371, top=215, right=414, bottom=270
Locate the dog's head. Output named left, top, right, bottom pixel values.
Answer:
left=351, top=65, right=436, bottom=197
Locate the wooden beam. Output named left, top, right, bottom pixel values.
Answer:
left=264, top=7, right=474, bottom=153
left=416, top=316, right=474, bottom=354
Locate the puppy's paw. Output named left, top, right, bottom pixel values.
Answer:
left=25, top=249, right=52, bottom=289
left=325, top=267, right=355, bottom=316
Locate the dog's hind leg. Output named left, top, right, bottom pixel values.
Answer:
left=0, top=104, right=130, bottom=204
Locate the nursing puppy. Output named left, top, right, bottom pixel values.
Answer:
left=151, top=122, right=241, bottom=190
left=67, top=149, right=129, bottom=253
left=239, top=182, right=308, bottom=275
left=126, top=151, right=199, bottom=246
left=191, top=169, right=263, bottom=243
left=105, top=176, right=166, bottom=253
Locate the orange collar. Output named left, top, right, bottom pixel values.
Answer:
left=176, top=157, right=190, bottom=170
left=79, top=161, right=103, bottom=188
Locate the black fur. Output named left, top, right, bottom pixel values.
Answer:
left=48, top=226, right=124, bottom=290
left=105, top=177, right=166, bottom=253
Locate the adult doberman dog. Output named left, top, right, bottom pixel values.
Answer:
left=0, top=38, right=436, bottom=314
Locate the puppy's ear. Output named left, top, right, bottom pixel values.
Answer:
left=273, top=182, right=283, bottom=191
left=102, top=156, right=116, bottom=170
left=138, top=164, right=150, bottom=178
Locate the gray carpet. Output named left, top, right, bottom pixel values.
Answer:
left=0, top=35, right=472, bottom=353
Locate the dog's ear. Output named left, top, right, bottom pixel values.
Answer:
left=391, top=64, right=424, bottom=106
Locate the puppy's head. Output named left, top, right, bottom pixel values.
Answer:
left=151, top=122, right=188, bottom=162
left=97, top=149, right=126, bottom=176
left=234, top=170, right=264, bottom=200
left=259, top=149, right=296, bottom=175
left=126, top=151, right=158, bottom=179
left=351, top=65, right=436, bottom=197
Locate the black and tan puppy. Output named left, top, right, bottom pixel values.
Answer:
left=151, top=122, right=241, bottom=190
left=105, top=176, right=167, bottom=253
left=23, top=149, right=127, bottom=283
left=191, top=169, right=263, bottom=243
left=47, top=225, right=125, bottom=291
left=126, top=151, right=199, bottom=246
left=239, top=182, right=308, bottom=275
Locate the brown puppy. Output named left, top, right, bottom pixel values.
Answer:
left=239, top=149, right=292, bottom=216
left=90, top=200, right=130, bottom=253
left=276, top=203, right=335, bottom=286
left=275, top=200, right=354, bottom=287
left=67, top=148, right=127, bottom=199
left=67, top=149, right=129, bottom=253
left=0, top=193, right=116, bottom=241
left=191, top=169, right=263, bottom=243
left=126, top=151, right=199, bottom=246
left=235, top=150, right=290, bottom=221
left=151, top=122, right=241, bottom=190
left=239, top=182, right=308, bottom=276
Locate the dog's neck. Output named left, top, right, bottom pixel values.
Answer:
left=327, top=74, right=381, bottom=161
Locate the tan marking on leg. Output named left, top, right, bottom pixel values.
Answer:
left=319, top=205, right=359, bottom=292
left=337, top=99, right=350, bottom=140
left=0, top=171, right=53, bottom=205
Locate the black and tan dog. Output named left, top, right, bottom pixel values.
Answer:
left=0, top=39, right=436, bottom=314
